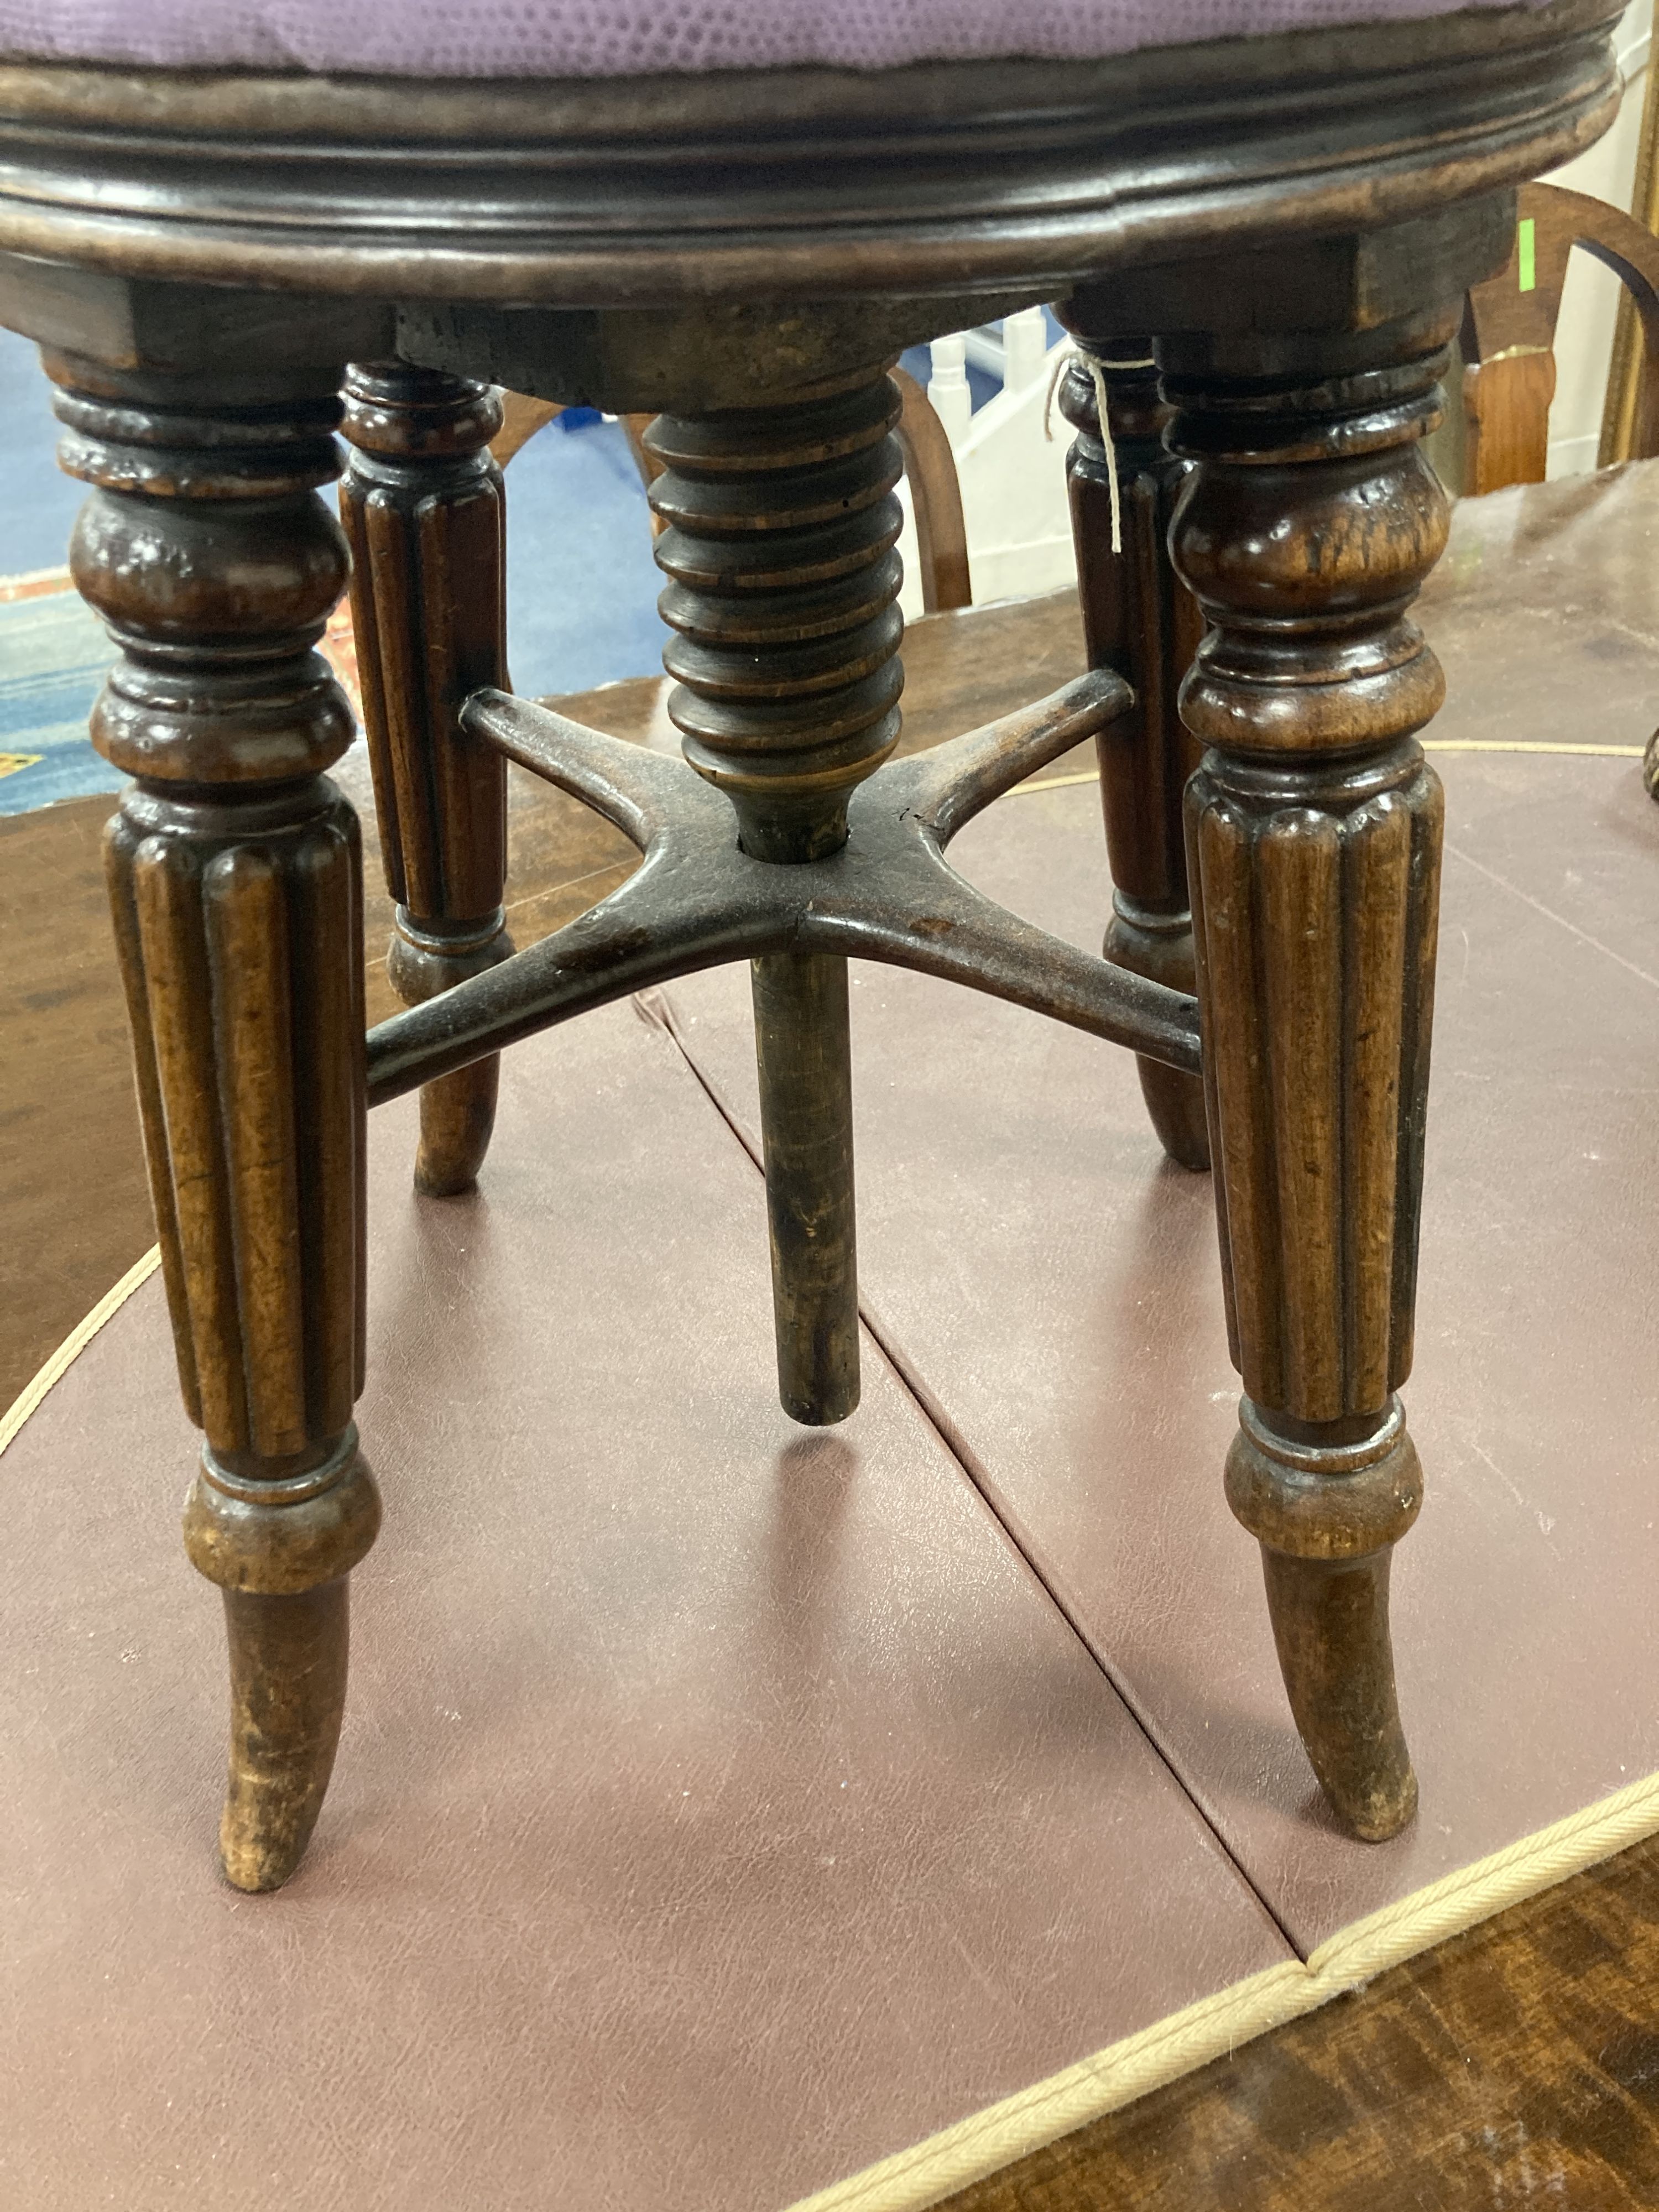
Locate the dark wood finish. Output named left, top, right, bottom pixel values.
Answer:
left=1463, top=179, right=1659, bottom=494
left=340, top=363, right=514, bottom=1197
left=1055, top=323, right=1208, bottom=1171
left=368, top=668, right=1177, bottom=1102
left=397, top=293, right=1046, bottom=420
left=750, top=948, right=860, bottom=1425
left=492, top=369, right=968, bottom=609
left=1166, top=308, right=1454, bottom=1841
left=375, top=663, right=1166, bottom=1416
left=943, top=1831, right=1659, bottom=2211
left=647, top=368, right=906, bottom=864
left=0, top=587, right=1167, bottom=1418
left=0, top=3, right=1616, bottom=306
left=893, top=366, right=973, bottom=615
left=50, top=347, right=379, bottom=1891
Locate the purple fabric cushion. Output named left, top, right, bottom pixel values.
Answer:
left=0, top=0, right=1546, bottom=79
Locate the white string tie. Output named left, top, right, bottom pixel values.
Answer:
left=1042, top=347, right=1157, bottom=556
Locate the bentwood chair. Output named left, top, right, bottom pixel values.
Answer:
left=1460, top=179, right=1659, bottom=497
left=0, top=0, right=1625, bottom=1892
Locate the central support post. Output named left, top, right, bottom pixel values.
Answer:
left=645, top=372, right=906, bottom=1424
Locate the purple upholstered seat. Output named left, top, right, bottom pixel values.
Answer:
left=0, top=0, right=1548, bottom=81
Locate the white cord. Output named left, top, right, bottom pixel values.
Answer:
left=1043, top=346, right=1157, bottom=554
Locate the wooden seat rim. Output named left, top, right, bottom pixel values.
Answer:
left=0, top=0, right=1618, bottom=304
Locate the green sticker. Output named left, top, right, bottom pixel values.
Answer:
left=1518, top=216, right=1537, bottom=294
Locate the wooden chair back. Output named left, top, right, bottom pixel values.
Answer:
left=891, top=367, right=972, bottom=613
left=1463, top=180, right=1659, bottom=494
left=489, top=375, right=972, bottom=612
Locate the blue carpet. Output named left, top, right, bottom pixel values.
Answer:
left=0, top=323, right=1050, bottom=818
left=0, top=354, right=669, bottom=818
left=0, top=593, right=122, bottom=815
left=0, top=325, right=83, bottom=577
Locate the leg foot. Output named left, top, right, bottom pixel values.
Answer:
left=1227, top=1402, right=1422, bottom=1841
left=388, top=910, right=514, bottom=1196
left=1135, top=1060, right=1210, bottom=1173
left=184, top=1434, right=382, bottom=1889
left=414, top=1064, right=502, bottom=1197
left=1259, top=1554, right=1416, bottom=1842
left=219, top=1583, right=351, bottom=1891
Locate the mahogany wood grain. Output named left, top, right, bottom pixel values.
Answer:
left=1167, top=311, right=1454, bottom=1841
left=1, top=592, right=1074, bottom=1419
left=943, top=1833, right=1659, bottom=2211
left=50, top=349, right=379, bottom=1892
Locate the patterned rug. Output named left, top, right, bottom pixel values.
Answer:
left=0, top=406, right=667, bottom=820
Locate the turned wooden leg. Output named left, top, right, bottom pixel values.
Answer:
left=1056, top=318, right=1210, bottom=1171
left=646, top=373, right=906, bottom=1423
left=54, top=351, right=379, bottom=1891
left=1165, top=312, right=1452, bottom=1841
left=340, top=364, right=513, bottom=1197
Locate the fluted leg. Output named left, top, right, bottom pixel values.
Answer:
left=1056, top=320, right=1209, bottom=1170
left=645, top=373, right=906, bottom=1425
left=55, top=352, right=379, bottom=1890
left=1166, top=313, right=1452, bottom=1840
left=340, top=365, right=513, bottom=1196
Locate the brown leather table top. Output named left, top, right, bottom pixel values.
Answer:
left=0, top=1000, right=1286, bottom=2210
left=6, top=461, right=1659, bottom=2208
